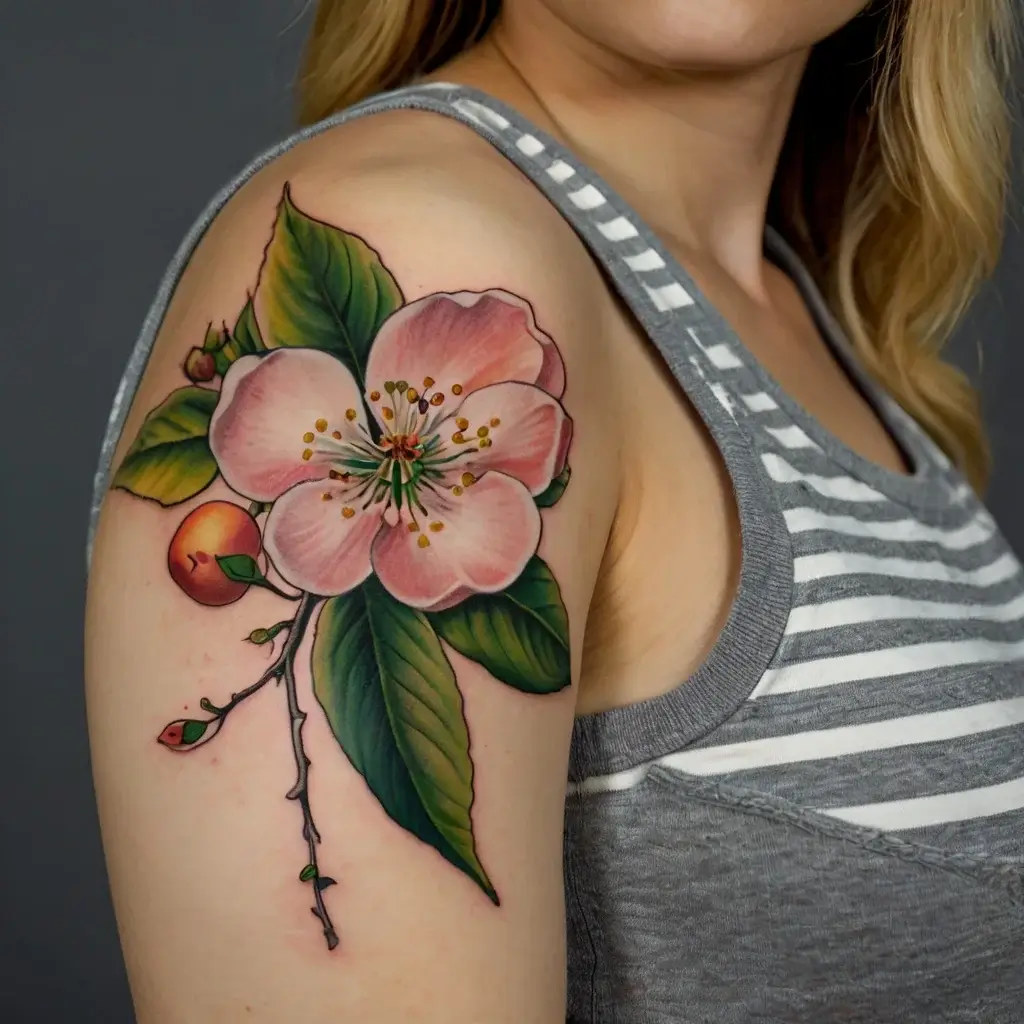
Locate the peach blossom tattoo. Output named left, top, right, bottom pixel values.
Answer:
left=112, top=184, right=573, bottom=950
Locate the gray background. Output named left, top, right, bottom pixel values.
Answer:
left=0, top=2, right=1020, bottom=1021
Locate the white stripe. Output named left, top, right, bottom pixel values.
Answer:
left=741, top=392, right=778, bottom=412
left=516, top=133, right=545, bottom=156
left=703, top=343, right=743, bottom=369
left=643, top=281, right=693, bottom=311
left=597, top=216, right=639, bottom=241
left=787, top=591, right=1024, bottom=634
left=766, top=425, right=817, bottom=450
left=567, top=698, right=1024, bottom=796
left=823, top=775, right=1024, bottom=830
left=761, top=454, right=887, bottom=502
left=546, top=159, right=576, bottom=183
left=568, top=184, right=607, bottom=210
left=793, top=549, right=1019, bottom=586
left=660, top=697, right=1024, bottom=776
left=751, top=637, right=1024, bottom=698
left=710, top=383, right=736, bottom=419
left=569, top=765, right=647, bottom=797
left=452, top=98, right=510, bottom=129
left=623, top=248, right=665, bottom=272
left=784, top=507, right=996, bottom=551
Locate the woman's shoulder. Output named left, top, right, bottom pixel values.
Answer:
left=154, top=98, right=615, bottom=384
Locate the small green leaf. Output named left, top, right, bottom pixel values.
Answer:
left=112, top=386, right=219, bottom=505
left=535, top=465, right=571, bottom=508
left=232, top=297, right=264, bottom=353
left=429, top=557, right=570, bottom=694
left=203, top=299, right=265, bottom=376
left=216, top=554, right=265, bottom=585
left=181, top=720, right=208, bottom=745
left=299, top=864, right=317, bottom=882
left=255, top=185, right=403, bottom=384
left=311, top=577, right=497, bottom=903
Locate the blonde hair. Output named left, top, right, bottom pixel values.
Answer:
left=299, top=0, right=1018, bottom=491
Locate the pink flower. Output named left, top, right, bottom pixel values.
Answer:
left=209, top=290, right=572, bottom=610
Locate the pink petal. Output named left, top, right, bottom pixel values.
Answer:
left=264, top=478, right=380, bottom=595
left=371, top=472, right=541, bottom=610
left=439, top=382, right=572, bottom=495
left=210, top=349, right=369, bottom=502
left=364, top=291, right=566, bottom=416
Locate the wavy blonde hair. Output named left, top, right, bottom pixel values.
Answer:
left=298, top=0, right=1017, bottom=490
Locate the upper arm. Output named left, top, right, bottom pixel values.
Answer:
left=85, top=122, right=618, bottom=1023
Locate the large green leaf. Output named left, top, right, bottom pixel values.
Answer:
left=311, top=577, right=497, bottom=903
left=255, top=186, right=403, bottom=384
left=429, top=557, right=571, bottom=694
left=112, top=386, right=219, bottom=505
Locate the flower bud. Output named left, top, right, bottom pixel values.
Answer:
left=184, top=347, right=216, bottom=383
left=157, top=716, right=223, bottom=751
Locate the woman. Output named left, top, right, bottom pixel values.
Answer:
left=86, top=1, right=1022, bottom=1020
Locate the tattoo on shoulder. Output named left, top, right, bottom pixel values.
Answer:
left=112, top=183, right=574, bottom=950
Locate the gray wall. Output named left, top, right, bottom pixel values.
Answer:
left=0, top=3, right=1020, bottom=1021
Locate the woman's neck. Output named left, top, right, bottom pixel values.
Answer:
left=439, top=5, right=811, bottom=297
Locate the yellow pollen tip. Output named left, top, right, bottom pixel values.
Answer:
left=329, top=469, right=349, bottom=480
left=407, top=522, right=420, bottom=532
left=345, top=409, right=357, bottom=421
left=382, top=407, right=394, bottom=421
left=452, top=383, right=463, bottom=395
left=332, top=430, right=342, bottom=440
left=476, top=426, right=489, bottom=438
left=406, top=389, right=419, bottom=402
left=479, top=438, right=492, bottom=449
left=452, top=431, right=464, bottom=444
left=451, top=485, right=464, bottom=496
left=395, top=380, right=409, bottom=393
left=417, top=534, right=430, bottom=548
left=341, top=506, right=355, bottom=519
left=490, top=417, right=501, bottom=427
left=430, top=393, right=444, bottom=406
left=461, top=472, right=476, bottom=487
left=321, top=493, right=333, bottom=501
left=369, top=390, right=381, bottom=401
left=429, top=521, right=444, bottom=532
left=302, top=431, right=315, bottom=443
left=455, top=417, right=469, bottom=431
left=423, top=376, right=435, bottom=388
left=315, top=419, right=328, bottom=433
left=302, top=449, right=313, bottom=461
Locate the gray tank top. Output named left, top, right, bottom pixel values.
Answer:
left=89, top=82, right=1024, bottom=1022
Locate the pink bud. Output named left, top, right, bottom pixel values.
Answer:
left=157, top=716, right=223, bottom=751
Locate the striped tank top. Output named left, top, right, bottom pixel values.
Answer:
left=90, top=83, right=1024, bottom=1023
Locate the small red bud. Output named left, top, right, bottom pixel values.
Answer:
left=184, top=347, right=216, bottom=383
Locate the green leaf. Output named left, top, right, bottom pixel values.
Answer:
left=255, top=185, right=403, bottom=385
left=204, top=299, right=265, bottom=376
left=429, top=557, right=570, bottom=694
left=311, top=577, right=497, bottom=903
left=216, top=554, right=265, bottom=585
left=534, top=465, right=571, bottom=508
left=180, top=720, right=208, bottom=745
left=232, top=297, right=264, bottom=353
left=299, top=864, right=317, bottom=882
left=112, top=386, right=219, bottom=505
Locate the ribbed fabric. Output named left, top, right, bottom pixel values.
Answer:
left=89, top=83, right=1024, bottom=1022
